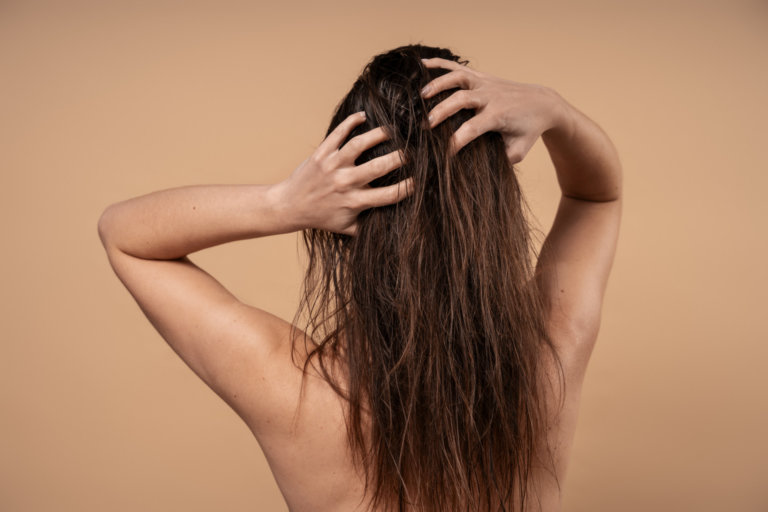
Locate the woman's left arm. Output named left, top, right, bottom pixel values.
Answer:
left=98, top=184, right=293, bottom=259
left=97, top=111, right=412, bottom=431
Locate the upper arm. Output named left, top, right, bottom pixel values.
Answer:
left=535, top=195, right=622, bottom=370
left=100, top=241, right=305, bottom=431
left=526, top=196, right=621, bottom=493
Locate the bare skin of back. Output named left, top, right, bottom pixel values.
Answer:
left=98, top=58, right=621, bottom=512
left=234, top=316, right=609, bottom=512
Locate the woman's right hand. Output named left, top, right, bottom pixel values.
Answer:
left=420, top=57, right=572, bottom=164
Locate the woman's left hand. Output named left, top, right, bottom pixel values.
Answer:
left=273, top=111, right=413, bottom=237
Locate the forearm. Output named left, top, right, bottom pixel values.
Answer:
left=541, top=90, right=623, bottom=202
left=97, top=184, right=298, bottom=260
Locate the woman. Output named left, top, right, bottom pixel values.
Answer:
left=98, top=44, right=622, bottom=512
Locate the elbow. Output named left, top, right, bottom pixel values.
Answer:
left=97, top=204, right=117, bottom=249
left=570, top=312, right=602, bottom=349
left=547, top=307, right=603, bottom=363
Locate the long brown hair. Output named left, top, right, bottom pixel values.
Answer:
left=290, top=44, right=564, bottom=512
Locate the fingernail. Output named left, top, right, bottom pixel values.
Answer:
left=360, top=111, right=366, bottom=118
left=427, top=114, right=434, bottom=126
left=420, top=85, right=431, bottom=96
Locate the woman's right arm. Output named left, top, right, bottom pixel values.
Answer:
left=533, top=95, right=622, bottom=497
left=420, top=57, right=622, bottom=368
left=537, top=93, right=622, bottom=366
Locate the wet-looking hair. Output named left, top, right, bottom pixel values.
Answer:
left=290, top=43, right=564, bottom=512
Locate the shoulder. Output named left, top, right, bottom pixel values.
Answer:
left=232, top=315, right=368, bottom=511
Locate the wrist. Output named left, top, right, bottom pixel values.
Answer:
left=543, top=88, right=576, bottom=140
left=266, top=179, right=309, bottom=233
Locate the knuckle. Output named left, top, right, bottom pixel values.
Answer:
left=347, top=192, right=364, bottom=210
left=347, top=136, right=365, bottom=152
left=382, top=154, right=397, bottom=171
left=457, top=67, right=472, bottom=79
left=334, top=170, right=354, bottom=188
left=323, top=155, right=343, bottom=174
left=455, top=89, right=475, bottom=106
left=462, top=121, right=479, bottom=139
left=468, top=93, right=484, bottom=109
left=370, top=158, right=384, bottom=176
left=453, top=88, right=469, bottom=101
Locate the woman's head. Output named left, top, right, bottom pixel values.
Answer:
left=292, top=44, right=562, bottom=512
left=327, top=44, right=519, bottom=244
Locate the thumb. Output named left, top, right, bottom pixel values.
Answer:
left=343, top=222, right=359, bottom=237
left=505, top=139, right=530, bottom=164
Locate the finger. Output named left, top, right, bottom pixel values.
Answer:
left=316, top=111, right=367, bottom=159
left=420, top=67, right=476, bottom=100
left=420, top=57, right=467, bottom=71
left=448, top=115, right=497, bottom=156
left=360, top=176, right=415, bottom=209
left=354, top=149, right=406, bottom=185
left=426, top=89, right=484, bottom=129
left=336, top=126, right=391, bottom=165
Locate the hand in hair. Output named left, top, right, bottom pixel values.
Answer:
left=420, top=57, right=570, bottom=164
left=274, top=111, right=414, bottom=237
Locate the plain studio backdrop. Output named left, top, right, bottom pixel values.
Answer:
left=1, top=1, right=766, bottom=510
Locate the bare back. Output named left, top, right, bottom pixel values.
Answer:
left=240, top=315, right=598, bottom=512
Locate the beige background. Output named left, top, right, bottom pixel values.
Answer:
left=2, top=0, right=766, bottom=510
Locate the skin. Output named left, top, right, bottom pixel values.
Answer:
left=98, top=57, right=622, bottom=511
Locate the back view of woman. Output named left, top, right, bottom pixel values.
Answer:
left=98, top=44, right=622, bottom=512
